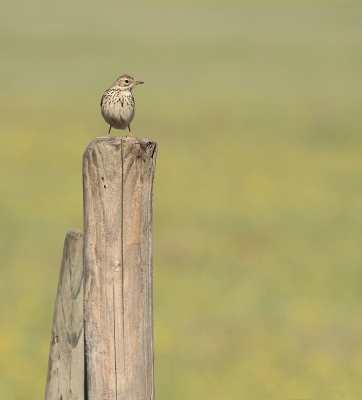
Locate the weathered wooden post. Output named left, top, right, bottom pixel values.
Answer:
left=45, top=136, right=157, bottom=400
left=45, top=229, right=84, bottom=400
left=83, top=137, right=157, bottom=400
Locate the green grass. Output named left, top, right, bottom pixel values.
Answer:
left=1, top=1, right=362, bottom=399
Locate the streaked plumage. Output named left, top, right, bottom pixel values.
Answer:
left=100, top=74, right=144, bottom=137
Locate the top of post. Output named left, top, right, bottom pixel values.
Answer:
left=83, top=136, right=158, bottom=161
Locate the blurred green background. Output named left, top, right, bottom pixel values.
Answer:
left=1, top=0, right=362, bottom=398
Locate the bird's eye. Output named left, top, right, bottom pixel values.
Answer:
left=124, top=79, right=129, bottom=83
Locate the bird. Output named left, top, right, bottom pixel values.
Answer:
left=100, top=74, right=144, bottom=137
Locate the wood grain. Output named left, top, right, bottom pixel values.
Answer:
left=45, top=229, right=84, bottom=400
left=83, top=137, right=157, bottom=400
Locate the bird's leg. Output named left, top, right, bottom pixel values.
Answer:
left=108, top=125, right=112, bottom=137
left=128, top=125, right=133, bottom=138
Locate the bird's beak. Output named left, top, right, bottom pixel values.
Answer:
left=135, top=81, right=144, bottom=85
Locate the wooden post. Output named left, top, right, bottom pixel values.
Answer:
left=83, top=137, right=157, bottom=400
left=45, top=229, right=84, bottom=400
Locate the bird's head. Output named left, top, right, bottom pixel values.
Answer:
left=114, top=74, right=144, bottom=90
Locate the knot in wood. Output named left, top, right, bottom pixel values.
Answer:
left=113, top=261, right=121, bottom=271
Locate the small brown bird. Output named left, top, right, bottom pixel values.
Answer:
left=100, top=74, right=144, bottom=137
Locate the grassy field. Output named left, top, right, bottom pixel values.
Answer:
left=1, top=1, right=362, bottom=399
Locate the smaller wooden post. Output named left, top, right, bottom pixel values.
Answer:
left=45, top=229, right=84, bottom=400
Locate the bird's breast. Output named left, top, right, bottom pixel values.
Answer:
left=101, top=91, right=135, bottom=129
